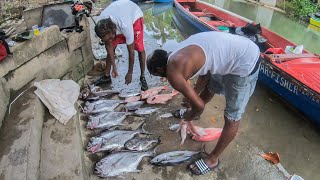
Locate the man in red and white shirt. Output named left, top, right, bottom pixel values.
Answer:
left=94, top=0, right=148, bottom=90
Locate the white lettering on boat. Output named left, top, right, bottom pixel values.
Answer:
left=259, top=64, right=319, bottom=104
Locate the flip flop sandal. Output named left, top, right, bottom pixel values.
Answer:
left=188, top=159, right=219, bottom=175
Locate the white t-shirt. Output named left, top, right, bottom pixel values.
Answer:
left=98, top=0, right=143, bottom=45
left=168, top=31, right=260, bottom=77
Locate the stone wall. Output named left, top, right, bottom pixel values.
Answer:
left=0, top=16, right=94, bottom=128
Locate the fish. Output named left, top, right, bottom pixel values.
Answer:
left=160, top=113, right=173, bottom=119
left=125, top=101, right=145, bottom=111
left=87, top=123, right=149, bottom=153
left=124, top=136, right=161, bottom=151
left=140, top=86, right=169, bottom=100
left=95, top=150, right=155, bottom=178
left=169, top=124, right=180, bottom=131
left=83, top=99, right=123, bottom=114
left=146, top=90, right=179, bottom=104
left=150, top=151, right=199, bottom=166
left=125, top=96, right=141, bottom=103
left=134, top=107, right=159, bottom=116
left=87, top=112, right=131, bottom=129
left=89, top=85, right=119, bottom=97
left=180, top=123, right=187, bottom=145
left=119, top=91, right=140, bottom=98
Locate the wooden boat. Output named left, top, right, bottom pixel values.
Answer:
left=174, top=0, right=320, bottom=127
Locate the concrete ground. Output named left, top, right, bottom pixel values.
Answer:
left=81, top=31, right=318, bottom=179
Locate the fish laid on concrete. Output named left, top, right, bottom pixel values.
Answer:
left=140, top=86, right=169, bottom=100
left=125, top=101, right=145, bottom=111
left=125, top=96, right=141, bottom=103
left=119, top=92, right=140, bottom=98
left=87, top=124, right=149, bottom=153
left=124, top=136, right=161, bottom=151
left=169, top=124, right=180, bottom=131
left=83, top=99, right=123, bottom=114
left=160, top=113, right=173, bottom=119
left=95, top=150, right=155, bottom=178
left=146, top=90, right=179, bottom=104
left=150, top=151, right=199, bottom=166
left=87, top=112, right=131, bottom=129
left=134, top=107, right=159, bottom=116
left=90, top=85, right=119, bottom=97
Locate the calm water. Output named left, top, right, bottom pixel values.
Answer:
left=141, top=0, right=320, bottom=53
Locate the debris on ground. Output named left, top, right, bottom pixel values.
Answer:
left=259, top=152, right=280, bottom=164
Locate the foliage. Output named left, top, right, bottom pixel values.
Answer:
left=282, top=0, right=319, bottom=19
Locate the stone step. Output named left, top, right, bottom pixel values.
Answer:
left=0, top=86, right=44, bottom=180
left=40, top=109, right=88, bottom=180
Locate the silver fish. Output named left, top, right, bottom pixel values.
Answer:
left=125, top=101, right=145, bottom=111
left=90, top=85, right=119, bottom=96
left=124, top=136, right=161, bottom=151
left=119, top=91, right=141, bottom=98
left=83, top=99, right=123, bottom=114
left=87, top=112, right=131, bottom=129
left=169, top=124, right=180, bottom=131
left=180, top=123, right=187, bottom=145
left=150, top=151, right=199, bottom=166
left=95, top=150, right=155, bottom=178
left=87, top=123, right=149, bottom=153
left=134, top=107, right=159, bottom=116
left=160, top=113, right=173, bottom=119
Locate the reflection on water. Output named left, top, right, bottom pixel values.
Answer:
left=202, top=0, right=320, bottom=53
left=142, top=3, right=184, bottom=50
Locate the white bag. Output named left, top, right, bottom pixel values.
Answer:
left=34, top=79, right=80, bottom=125
left=285, top=45, right=304, bottom=54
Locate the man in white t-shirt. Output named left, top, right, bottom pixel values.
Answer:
left=94, top=0, right=148, bottom=90
left=147, top=31, right=261, bottom=175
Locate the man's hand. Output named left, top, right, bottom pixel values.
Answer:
left=111, top=67, right=119, bottom=78
left=125, top=73, right=132, bottom=84
left=186, top=120, right=200, bottom=138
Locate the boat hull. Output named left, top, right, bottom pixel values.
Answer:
left=154, top=0, right=173, bottom=3
left=174, top=0, right=320, bottom=127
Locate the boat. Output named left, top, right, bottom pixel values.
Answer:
left=174, top=0, right=320, bottom=127
left=154, top=0, right=173, bottom=3
left=310, top=12, right=320, bottom=27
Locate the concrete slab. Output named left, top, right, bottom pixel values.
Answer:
left=40, top=111, right=86, bottom=180
left=65, top=31, right=87, bottom=52
left=23, top=7, right=43, bottom=30
left=0, top=86, right=44, bottom=180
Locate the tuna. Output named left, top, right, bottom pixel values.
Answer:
left=95, top=150, right=155, bottom=178
left=160, top=113, right=173, bottom=119
left=87, top=112, right=131, bottom=129
left=146, top=90, right=179, bottom=104
left=83, top=99, right=123, bottom=114
left=134, top=107, right=159, bottom=116
left=125, top=101, right=145, bottom=111
left=169, top=124, right=180, bottom=131
left=150, top=151, right=199, bottom=166
left=124, top=136, right=161, bottom=151
left=87, top=123, right=150, bottom=153
left=140, top=86, right=169, bottom=100
left=119, top=92, right=140, bottom=98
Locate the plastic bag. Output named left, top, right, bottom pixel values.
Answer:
left=285, top=45, right=304, bottom=54
left=34, top=79, right=80, bottom=124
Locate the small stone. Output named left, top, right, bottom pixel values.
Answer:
left=256, top=108, right=259, bottom=112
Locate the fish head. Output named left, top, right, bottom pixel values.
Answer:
left=87, top=117, right=100, bottom=129
left=87, top=137, right=103, bottom=153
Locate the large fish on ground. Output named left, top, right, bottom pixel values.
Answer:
left=146, top=90, right=179, bottom=104
left=87, top=123, right=149, bottom=153
left=134, top=107, right=159, bottom=116
left=150, top=151, right=199, bottom=166
left=95, top=150, right=155, bottom=178
left=83, top=99, right=123, bottom=114
left=124, top=136, right=161, bottom=151
left=140, top=86, right=169, bottom=100
left=119, top=91, right=140, bottom=98
left=125, top=101, right=145, bottom=111
left=87, top=112, right=131, bottom=129
left=90, top=85, right=119, bottom=97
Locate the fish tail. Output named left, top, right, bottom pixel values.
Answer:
left=137, top=121, right=153, bottom=135
left=156, top=136, right=162, bottom=144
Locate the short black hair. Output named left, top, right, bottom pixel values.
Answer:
left=95, top=18, right=116, bottom=39
left=147, top=49, right=168, bottom=76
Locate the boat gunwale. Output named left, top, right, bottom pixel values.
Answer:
left=174, top=0, right=320, bottom=100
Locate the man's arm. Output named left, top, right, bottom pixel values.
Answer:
left=125, top=43, right=135, bottom=84
left=168, top=73, right=205, bottom=121
left=105, top=43, right=118, bottom=77
left=194, top=73, right=210, bottom=94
